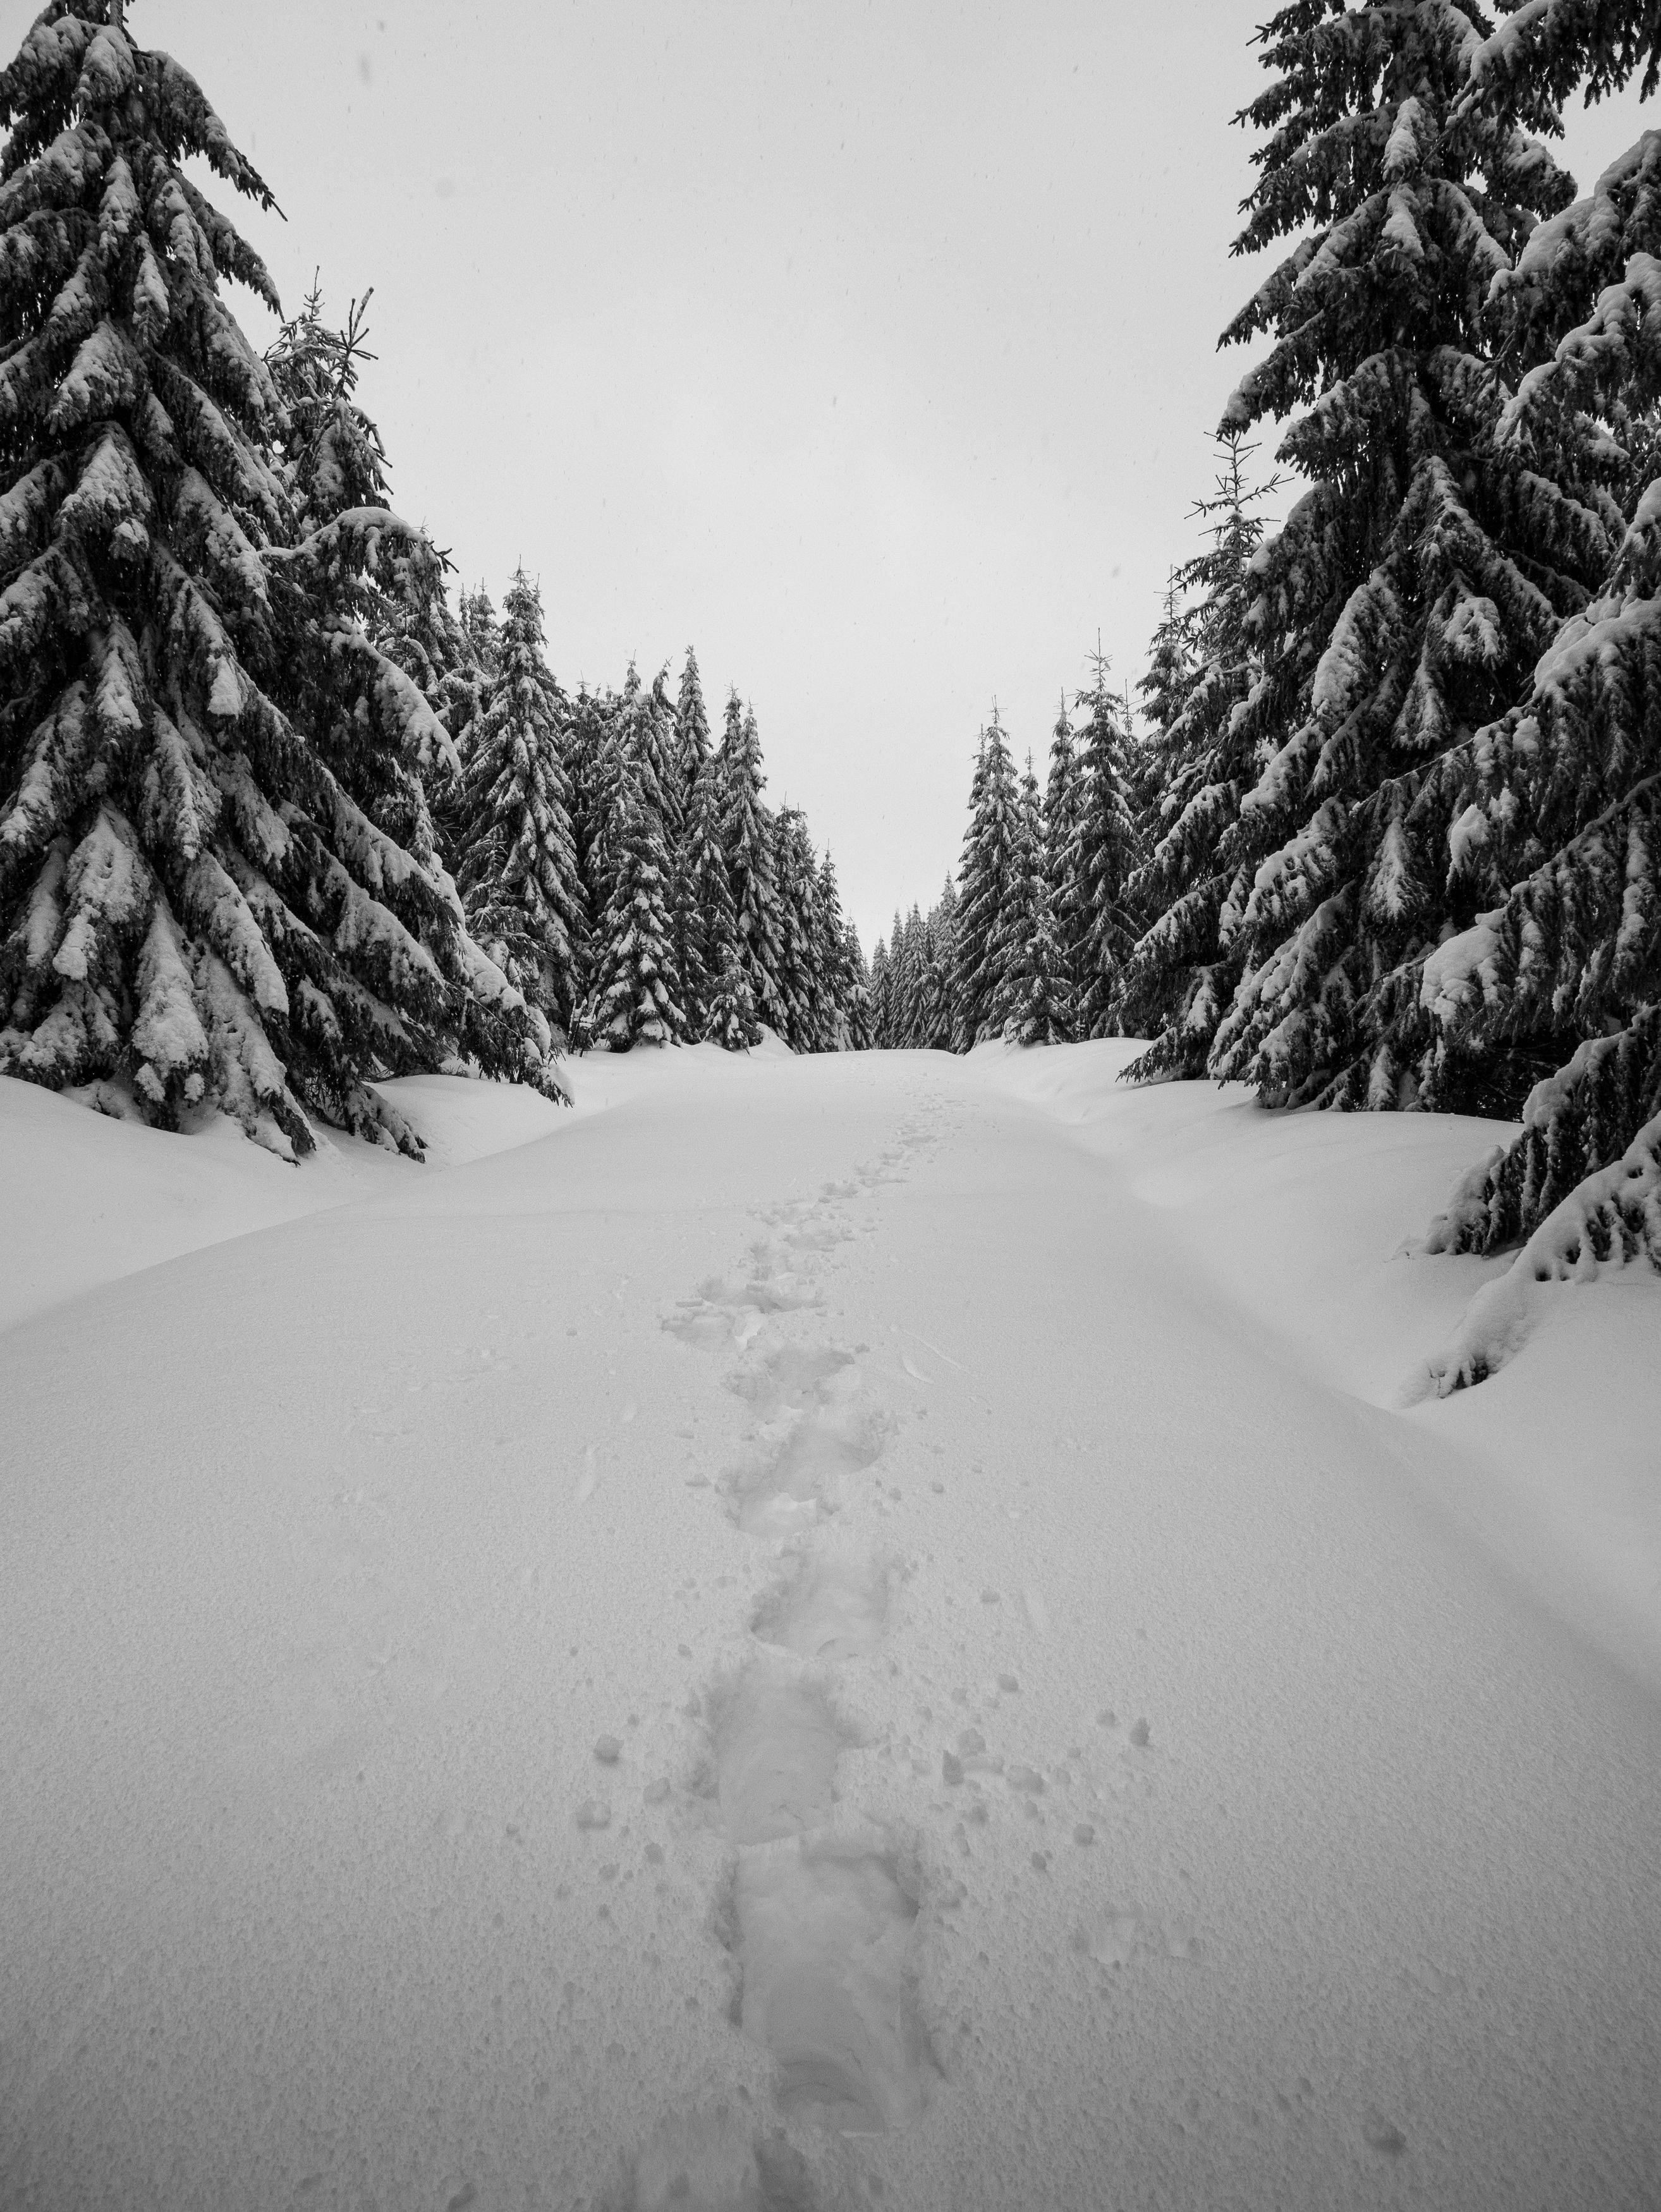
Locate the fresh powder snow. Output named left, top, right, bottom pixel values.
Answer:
left=3, top=1040, right=1658, bottom=2210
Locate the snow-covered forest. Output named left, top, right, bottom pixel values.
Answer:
left=865, top=3, right=1661, bottom=1349
left=3, top=4, right=1660, bottom=2210
left=0, top=9, right=869, bottom=1167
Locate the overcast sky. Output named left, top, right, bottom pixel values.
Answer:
left=142, top=1, right=1653, bottom=951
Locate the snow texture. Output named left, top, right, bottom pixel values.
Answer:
left=2, top=1042, right=1658, bottom=2210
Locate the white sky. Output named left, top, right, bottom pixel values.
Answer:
left=140, top=0, right=1653, bottom=951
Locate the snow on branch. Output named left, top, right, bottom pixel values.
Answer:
left=1416, top=1105, right=1661, bottom=1394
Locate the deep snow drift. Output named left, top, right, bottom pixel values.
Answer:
left=3, top=1042, right=1658, bottom=2212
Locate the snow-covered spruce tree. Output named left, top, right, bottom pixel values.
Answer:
left=952, top=711, right=1021, bottom=1047
left=0, top=4, right=551, bottom=1156
left=814, top=848, right=852, bottom=1049
left=378, top=547, right=479, bottom=850
left=1416, top=119, right=1661, bottom=1270
left=705, top=932, right=760, bottom=1050
left=1072, top=648, right=1140, bottom=1038
left=452, top=568, right=587, bottom=1042
left=868, top=932, right=892, bottom=1047
left=1122, top=441, right=1275, bottom=1076
left=672, top=645, right=710, bottom=814
left=669, top=751, right=738, bottom=1041
left=719, top=690, right=785, bottom=1032
left=1004, top=863, right=1072, bottom=1046
left=1460, top=0, right=1661, bottom=111
left=989, top=755, right=1043, bottom=1034
left=840, top=915, right=873, bottom=1049
left=889, top=905, right=918, bottom=1046
left=918, top=878, right=958, bottom=1048
left=459, top=583, right=500, bottom=677
left=576, top=741, right=683, bottom=1050
left=1042, top=695, right=1086, bottom=1026
left=770, top=805, right=818, bottom=1049
left=916, top=907, right=953, bottom=1048
left=563, top=679, right=610, bottom=904
left=1136, top=573, right=1197, bottom=769
left=645, top=662, right=684, bottom=848
left=1203, top=2, right=1610, bottom=1111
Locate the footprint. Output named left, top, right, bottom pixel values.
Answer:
left=729, top=1413, right=887, bottom=1537
left=728, top=1830, right=939, bottom=2133
left=715, top=1668, right=846, bottom=1844
left=730, top=1345, right=854, bottom=1418
left=622, top=2111, right=817, bottom=2212
left=753, top=1552, right=889, bottom=1662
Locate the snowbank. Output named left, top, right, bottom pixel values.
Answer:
left=0, top=1071, right=569, bottom=1335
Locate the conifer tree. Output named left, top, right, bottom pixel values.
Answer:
left=868, top=934, right=893, bottom=1048
left=930, top=873, right=961, bottom=1047
left=1072, top=648, right=1140, bottom=1038
left=815, top=850, right=851, bottom=1049
left=0, top=4, right=551, bottom=1157
left=841, top=916, right=873, bottom=1050
left=453, top=568, right=586, bottom=1041
left=953, top=711, right=1022, bottom=1047
left=1123, top=441, right=1275, bottom=1077
left=1416, top=93, right=1661, bottom=1262
left=1204, top=3, right=1603, bottom=1110
left=1136, top=573, right=1195, bottom=762
left=563, top=681, right=609, bottom=905
left=670, top=753, right=738, bottom=1042
left=1041, top=701, right=1085, bottom=1037
left=900, top=904, right=929, bottom=1047
left=882, top=907, right=906, bottom=1047
left=379, top=553, right=478, bottom=848
left=719, top=691, right=784, bottom=1032
left=770, top=805, right=818, bottom=1049
left=576, top=744, right=683, bottom=1050
left=645, top=662, right=683, bottom=848
left=990, top=757, right=1045, bottom=1034
left=1004, top=872, right=1071, bottom=1048
left=459, top=586, right=500, bottom=684
left=674, top=646, right=711, bottom=812
left=705, top=933, right=760, bottom=1051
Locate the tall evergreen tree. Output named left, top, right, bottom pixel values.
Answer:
left=990, top=757, right=1045, bottom=1034
left=671, top=753, right=738, bottom=1042
left=841, top=917, right=873, bottom=1050
left=719, top=691, right=784, bottom=1032
left=459, top=585, right=500, bottom=683
left=953, top=712, right=1022, bottom=1047
left=705, top=932, right=760, bottom=1051
left=645, top=661, right=684, bottom=848
left=770, top=805, right=818, bottom=1049
left=1043, top=697, right=1085, bottom=1036
left=815, top=849, right=851, bottom=1050
left=0, top=5, right=551, bottom=1158
left=1072, top=648, right=1140, bottom=1038
left=1004, top=870, right=1071, bottom=1048
left=1203, top=2, right=1603, bottom=1111
left=1416, top=90, right=1661, bottom=1261
left=673, top=646, right=711, bottom=813
left=576, top=744, right=683, bottom=1050
left=1123, top=440, right=1275, bottom=1076
left=453, top=568, right=586, bottom=1041
left=1136, top=573, right=1196, bottom=762
left=868, top=933, right=893, bottom=1048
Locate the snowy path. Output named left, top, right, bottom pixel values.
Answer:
left=3, top=1047, right=1659, bottom=2211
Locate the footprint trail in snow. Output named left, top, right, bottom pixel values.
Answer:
left=633, top=1103, right=952, bottom=2191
